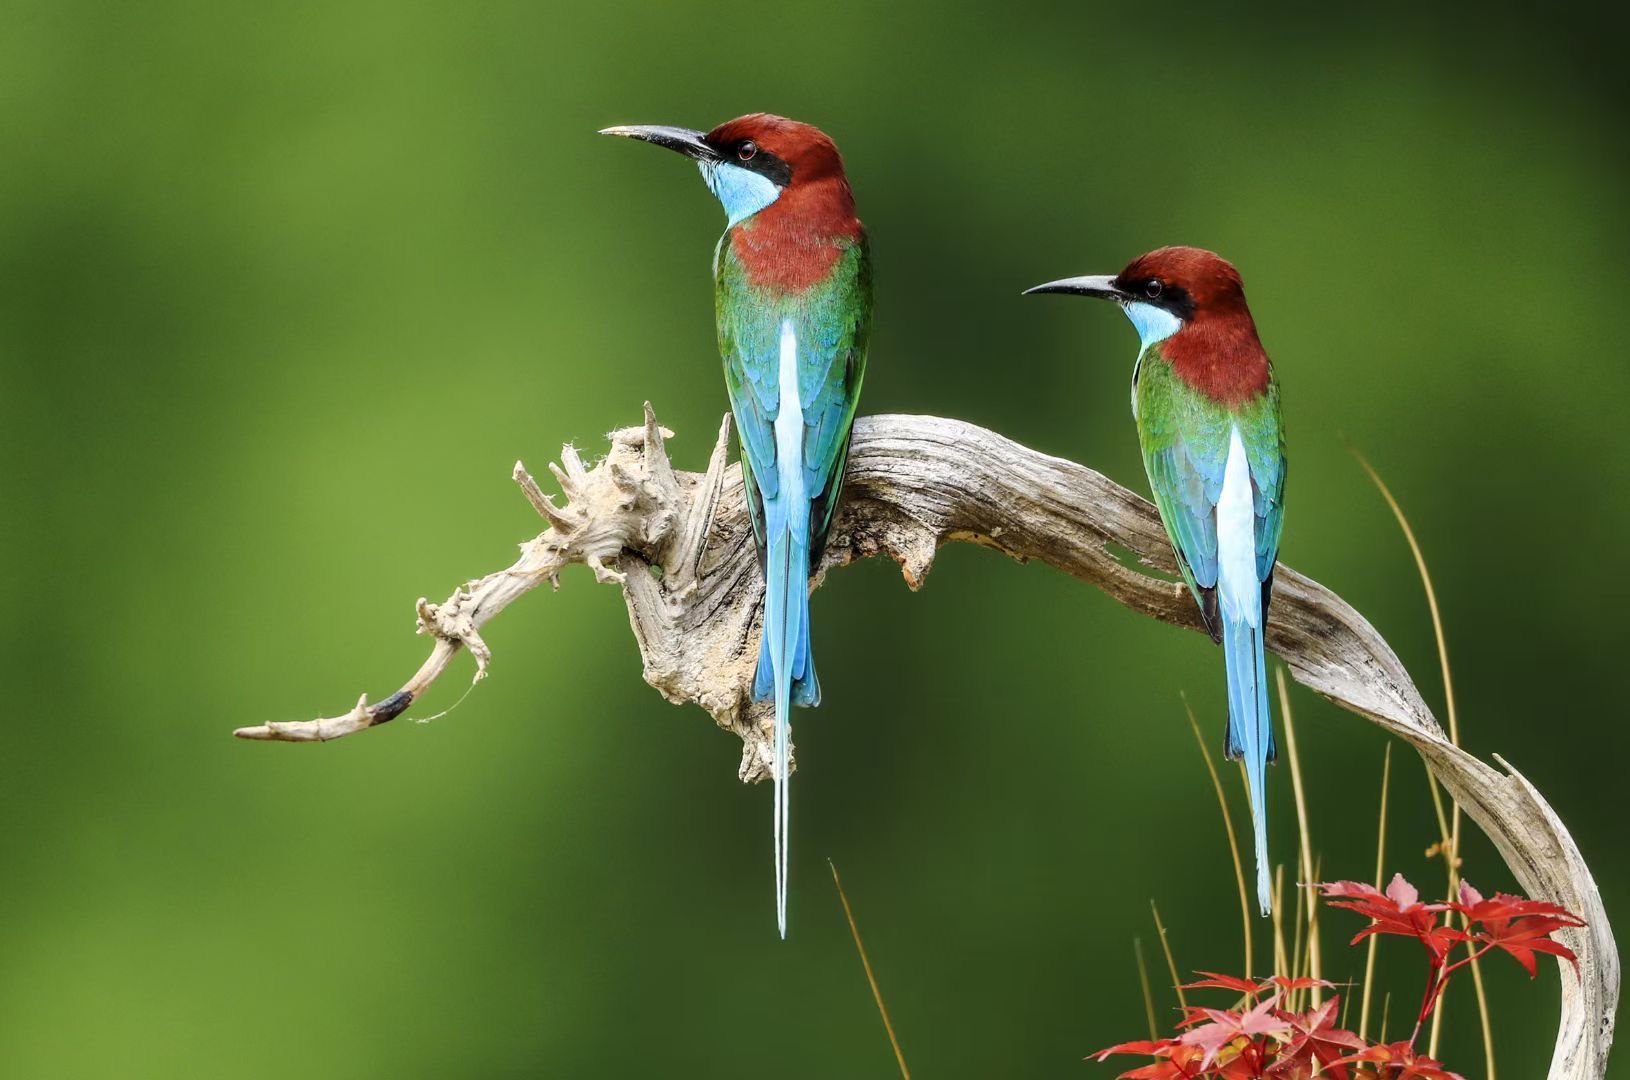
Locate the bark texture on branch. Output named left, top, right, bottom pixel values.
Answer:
left=236, top=406, right=1616, bottom=1078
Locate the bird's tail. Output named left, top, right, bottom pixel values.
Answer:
left=1223, top=602, right=1276, bottom=917
left=752, top=516, right=817, bottom=940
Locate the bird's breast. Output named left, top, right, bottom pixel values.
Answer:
left=1159, top=313, right=1273, bottom=406
left=730, top=228, right=850, bottom=294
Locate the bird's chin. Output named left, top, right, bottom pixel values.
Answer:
left=703, top=161, right=784, bottom=227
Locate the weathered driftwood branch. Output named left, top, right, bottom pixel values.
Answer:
left=235, top=405, right=1616, bottom=1078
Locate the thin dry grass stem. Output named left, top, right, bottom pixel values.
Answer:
left=1380, top=992, right=1392, bottom=1046
left=1304, top=854, right=1324, bottom=1013
left=1348, top=452, right=1460, bottom=743
left=1425, top=780, right=1455, bottom=874
left=1426, top=790, right=1491, bottom=1068
left=1135, top=937, right=1158, bottom=1041
left=1451, top=825, right=1496, bottom=1076
left=1429, top=968, right=1449, bottom=1055
left=1422, top=768, right=1453, bottom=862
left=1182, top=692, right=1252, bottom=980
left=1423, top=798, right=1478, bottom=1053
left=829, top=861, right=910, bottom=1080
left=1427, top=770, right=1491, bottom=1066
left=1427, top=812, right=1495, bottom=1070
left=1289, top=847, right=1307, bottom=1003
left=1359, top=743, right=1392, bottom=1041
left=1272, top=865, right=1288, bottom=981
left=1354, top=451, right=1457, bottom=869
left=1151, top=900, right=1187, bottom=1013
left=1468, top=942, right=1496, bottom=1078
left=1355, top=450, right=1495, bottom=1074
left=1278, top=667, right=1322, bottom=1010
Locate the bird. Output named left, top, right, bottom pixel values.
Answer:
left=1025, top=247, right=1285, bottom=915
left=600, top=114, right=872, bottom=937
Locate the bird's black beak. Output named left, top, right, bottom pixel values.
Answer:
left=598, top=124, right=722, bottom=163
left=1022, top=275, right=1129, bottom=302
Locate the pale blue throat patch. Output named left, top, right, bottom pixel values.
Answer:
left=701, top=161, right=783, bottom=227
left=1121, top=300, right=1183, bottom=348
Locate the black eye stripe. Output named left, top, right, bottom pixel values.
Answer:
left=735, top=149, right=791, bottom=187
left=703, top=135, right=793, bottom=186
left=1115, top=275, right=1196, bottom=320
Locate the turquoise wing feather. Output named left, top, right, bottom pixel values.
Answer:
left=1140, top=402, right=1228, bottom=638
left=798, top=248, right=871, bottom=562
left=718, top=241, right=870, bottom=576
left=1243, top=381, right=1287, bottom=593
left=1137, top=364, right=1284, bottom=631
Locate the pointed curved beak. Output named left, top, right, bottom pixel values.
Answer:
left=598, top=124, right=722, bottom=163
left=1022, top=275, right=1129, bottom=301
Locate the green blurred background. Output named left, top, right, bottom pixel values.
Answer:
left=2, top=2, right=1626, bottom=1076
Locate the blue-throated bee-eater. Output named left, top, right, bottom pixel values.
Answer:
left=1026, top=247, right=1286, bottom=915
left=601, top=114, right=871, bottom=937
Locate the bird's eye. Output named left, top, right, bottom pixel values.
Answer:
left=1144, top=279, right=1164, bottom=300
left=737, top=140, right=758, bottom=161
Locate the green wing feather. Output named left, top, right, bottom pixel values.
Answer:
left=799, top=245, right=871, bottom=562
left=1135, top=352, right=1285, bottom=634
left=1241, top=381, right=1286, bottom=591
left=716, top=239, right=871, bottom=570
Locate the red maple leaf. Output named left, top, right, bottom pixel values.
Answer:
left=1116, top=1065, right=1190, bottom=1080
left=1316, top=873, right=1473, bottom=1036
left=1267, top=996, right=1365, bottom=1079
left=1212, top=1053, right=1261, bottom=1080
left=1087, top=881, right=1587, bottom=1080
left=1315, top=874, right=1466, bottom=965
left=1087, top=1038, right=1214, bottom=1079
left=1260, top=976, right=1335, bottom=995
left=1182, top=972, right=1265, bottom=996
left=1333, top=1040, right=1467, bottom=1080
left=1179, top=993, right=1290, bottom=1069
left=1179, top=972, right=1334, bottom=999
left=1456, top=881, right=1585, bottom=978
left=1088, top=1038, right=1181, bottom=1061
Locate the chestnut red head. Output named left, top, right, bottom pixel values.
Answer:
left=1024, top=246, right=1249, bottom=325
left=600, top=113, right=854, bottom=228
left=703, top=114, right=848, bottom=185
left=1024, top=246, right=1269, bottom=402
left=1108, top=246, right=1251, bottom=324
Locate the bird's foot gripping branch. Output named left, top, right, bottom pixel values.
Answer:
left=235, top=405, right=1616, bottom=1079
